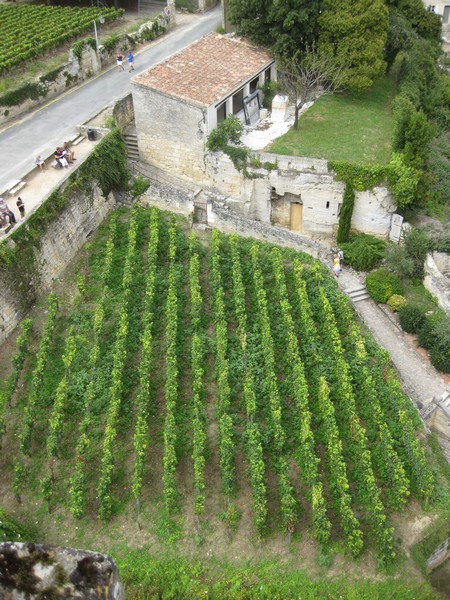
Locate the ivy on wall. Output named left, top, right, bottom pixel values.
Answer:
left=329, top=160, right=394, bottom=242
left=0, top=129, right=129, bottom=306
left=336, top=183, right=355, bottom=244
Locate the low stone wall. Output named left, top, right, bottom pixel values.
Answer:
left=0, top=184, right=117, bottom=345
left=210, top=200, right=326, bottom=260
left=424, top=252, right=450, bottom=314
left=0, top=542, right=123, bottom=599
left=0, top=13, right=172, bottom=127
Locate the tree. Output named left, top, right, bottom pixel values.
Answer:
left=278, top=47, right=343, bottom=130
left=318, top=0, right=389, bottom=92
left=227, top=0, right=322, bottom=58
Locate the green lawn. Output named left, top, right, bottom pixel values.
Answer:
left=268, top=76, right=396, bottom=165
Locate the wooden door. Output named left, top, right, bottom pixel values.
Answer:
left=290, top=202, right=303, bottom=232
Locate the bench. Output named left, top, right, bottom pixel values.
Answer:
left=8, top=181, right=27, bottom=195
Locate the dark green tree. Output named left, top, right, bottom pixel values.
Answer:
left=227, top=0, right=323, bottom=57
left=385, top=0, right=442, bottom=42
left=318, top=0, right=389, bottom=92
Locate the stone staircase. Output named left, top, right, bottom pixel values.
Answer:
left=124, top=131, right=139, bottom=161
left=346, top=284, right=370, bottom=303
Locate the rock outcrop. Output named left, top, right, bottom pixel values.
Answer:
left=0, top=542, right=123, bottom=599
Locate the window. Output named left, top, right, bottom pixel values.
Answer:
left=250, top=76, right=260, bottom=93
left=232, top=89, right=244, bottom=115
left=265, top=67, right=271, bottom=83
left=444, top=6, right=450, bottom=23
left=216, top=102, right=226, bottom=124
left=326, top=201, right=330, bottom=209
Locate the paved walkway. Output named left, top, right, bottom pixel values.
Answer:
left=336, top=268, right=448, bottom=409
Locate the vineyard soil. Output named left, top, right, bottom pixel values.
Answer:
left=0, top=207, right=449, bottom=597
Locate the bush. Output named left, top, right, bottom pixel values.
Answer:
left=206, top=115, right=243, bottom=152
left=340, top=233, right=386, bottom=271
left=387, top=294, right=406, bottom=312
left=429, top=323, right=450, bottom=372
left=399, top=304, right=426, bottom=333
left=418, top=313, right=444, bottom=350
left=130, top=176, right=150, bottom=199
left=366, top=269, right=403, bottom=303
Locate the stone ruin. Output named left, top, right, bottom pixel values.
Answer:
left=0, top=542, right=124, bottom=599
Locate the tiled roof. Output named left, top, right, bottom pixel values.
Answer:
left=133, top=32, right=273, bottom=107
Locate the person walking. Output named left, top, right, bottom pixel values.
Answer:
left=116, top=53, right=124, bottom=72
left=16, top=197, right=25, bottom=220
left=127, top=51, right=135, bottom=72
left=338, top=249, right=344, bottom=269
left=333, top=255, right=341, bottom=278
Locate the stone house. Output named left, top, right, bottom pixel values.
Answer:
left=131, top=32, right=397, bottom=241
left=131, top=32, right=275, bottom=183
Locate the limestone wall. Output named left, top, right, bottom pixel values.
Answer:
left=352, top=187, right=396, bottom=238
left=424, top=252, right=450, bottom=314
left=204, top=151, right=395, bottom=239
left=0, top=14, right=171, bottom=127
left=113, top=93, right=135, bottom=133
left=0, top=186, right=116, bottom=346
left=133, top=85, right=208, bottom=184
left=0, top=45, right=99, bottom=126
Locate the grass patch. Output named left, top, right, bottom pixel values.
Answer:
left=114, top=547, right=439, bottom=599
left=403, top=280, right=438, bottom=313
left=268, top=76, right=395, bottom=165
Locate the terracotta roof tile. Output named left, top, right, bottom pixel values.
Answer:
left=133, top=32, right=273, bottom=107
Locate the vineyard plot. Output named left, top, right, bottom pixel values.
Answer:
left=0, top=207, right=442, bottom=563
left=0, top=5, right=123, bottom=74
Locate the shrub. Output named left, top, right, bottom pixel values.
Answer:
left=418, top=313, right=444, bottom=350
left=206, top=115, right=243, bottom=152
left=403, top=227, right=431, bottom=279
left=130, top=176, right=150, bottom=199
left=260, top=79, right=281, bottom=109
left=399, top=304, right=426, bottom=333
left=429, top=323, right=450, bottom=372
left=340, top=233, right=386, bottom=271
left=366, top=269, right=403, bottom=303
left=387, top=294, right=406, bottom=312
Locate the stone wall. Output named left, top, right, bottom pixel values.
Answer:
left=113, top=93, right=135, bottom=133
left=133, top=85, right=208, bottom=184
left=0, top=45, right=99, bottom=126
left=203, top=151, right=396, bottom=240
left=0, top=185, right=116, bottom=346
left=424, top=252, right=450, bottom=314
left=0, top=543, right=123, bottom=600
left=0, top=14, right=171, bottom=127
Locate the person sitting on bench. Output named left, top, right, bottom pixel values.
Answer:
left=55, top=147, right=69, bottom=169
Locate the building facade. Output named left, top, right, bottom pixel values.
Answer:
left=131, top=33, right=275, bottom=184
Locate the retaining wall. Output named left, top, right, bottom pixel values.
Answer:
left=0, top=184, right=117, bottom=345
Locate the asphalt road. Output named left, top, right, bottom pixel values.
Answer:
left=0, top=6, right=222, bottom=194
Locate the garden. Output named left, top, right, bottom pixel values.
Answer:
left=0, top=207, right=448, bottom=590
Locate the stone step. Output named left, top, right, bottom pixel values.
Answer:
left=71, top=135, right=86, bottom=146
left=346, top=286, right=370, bottom=302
